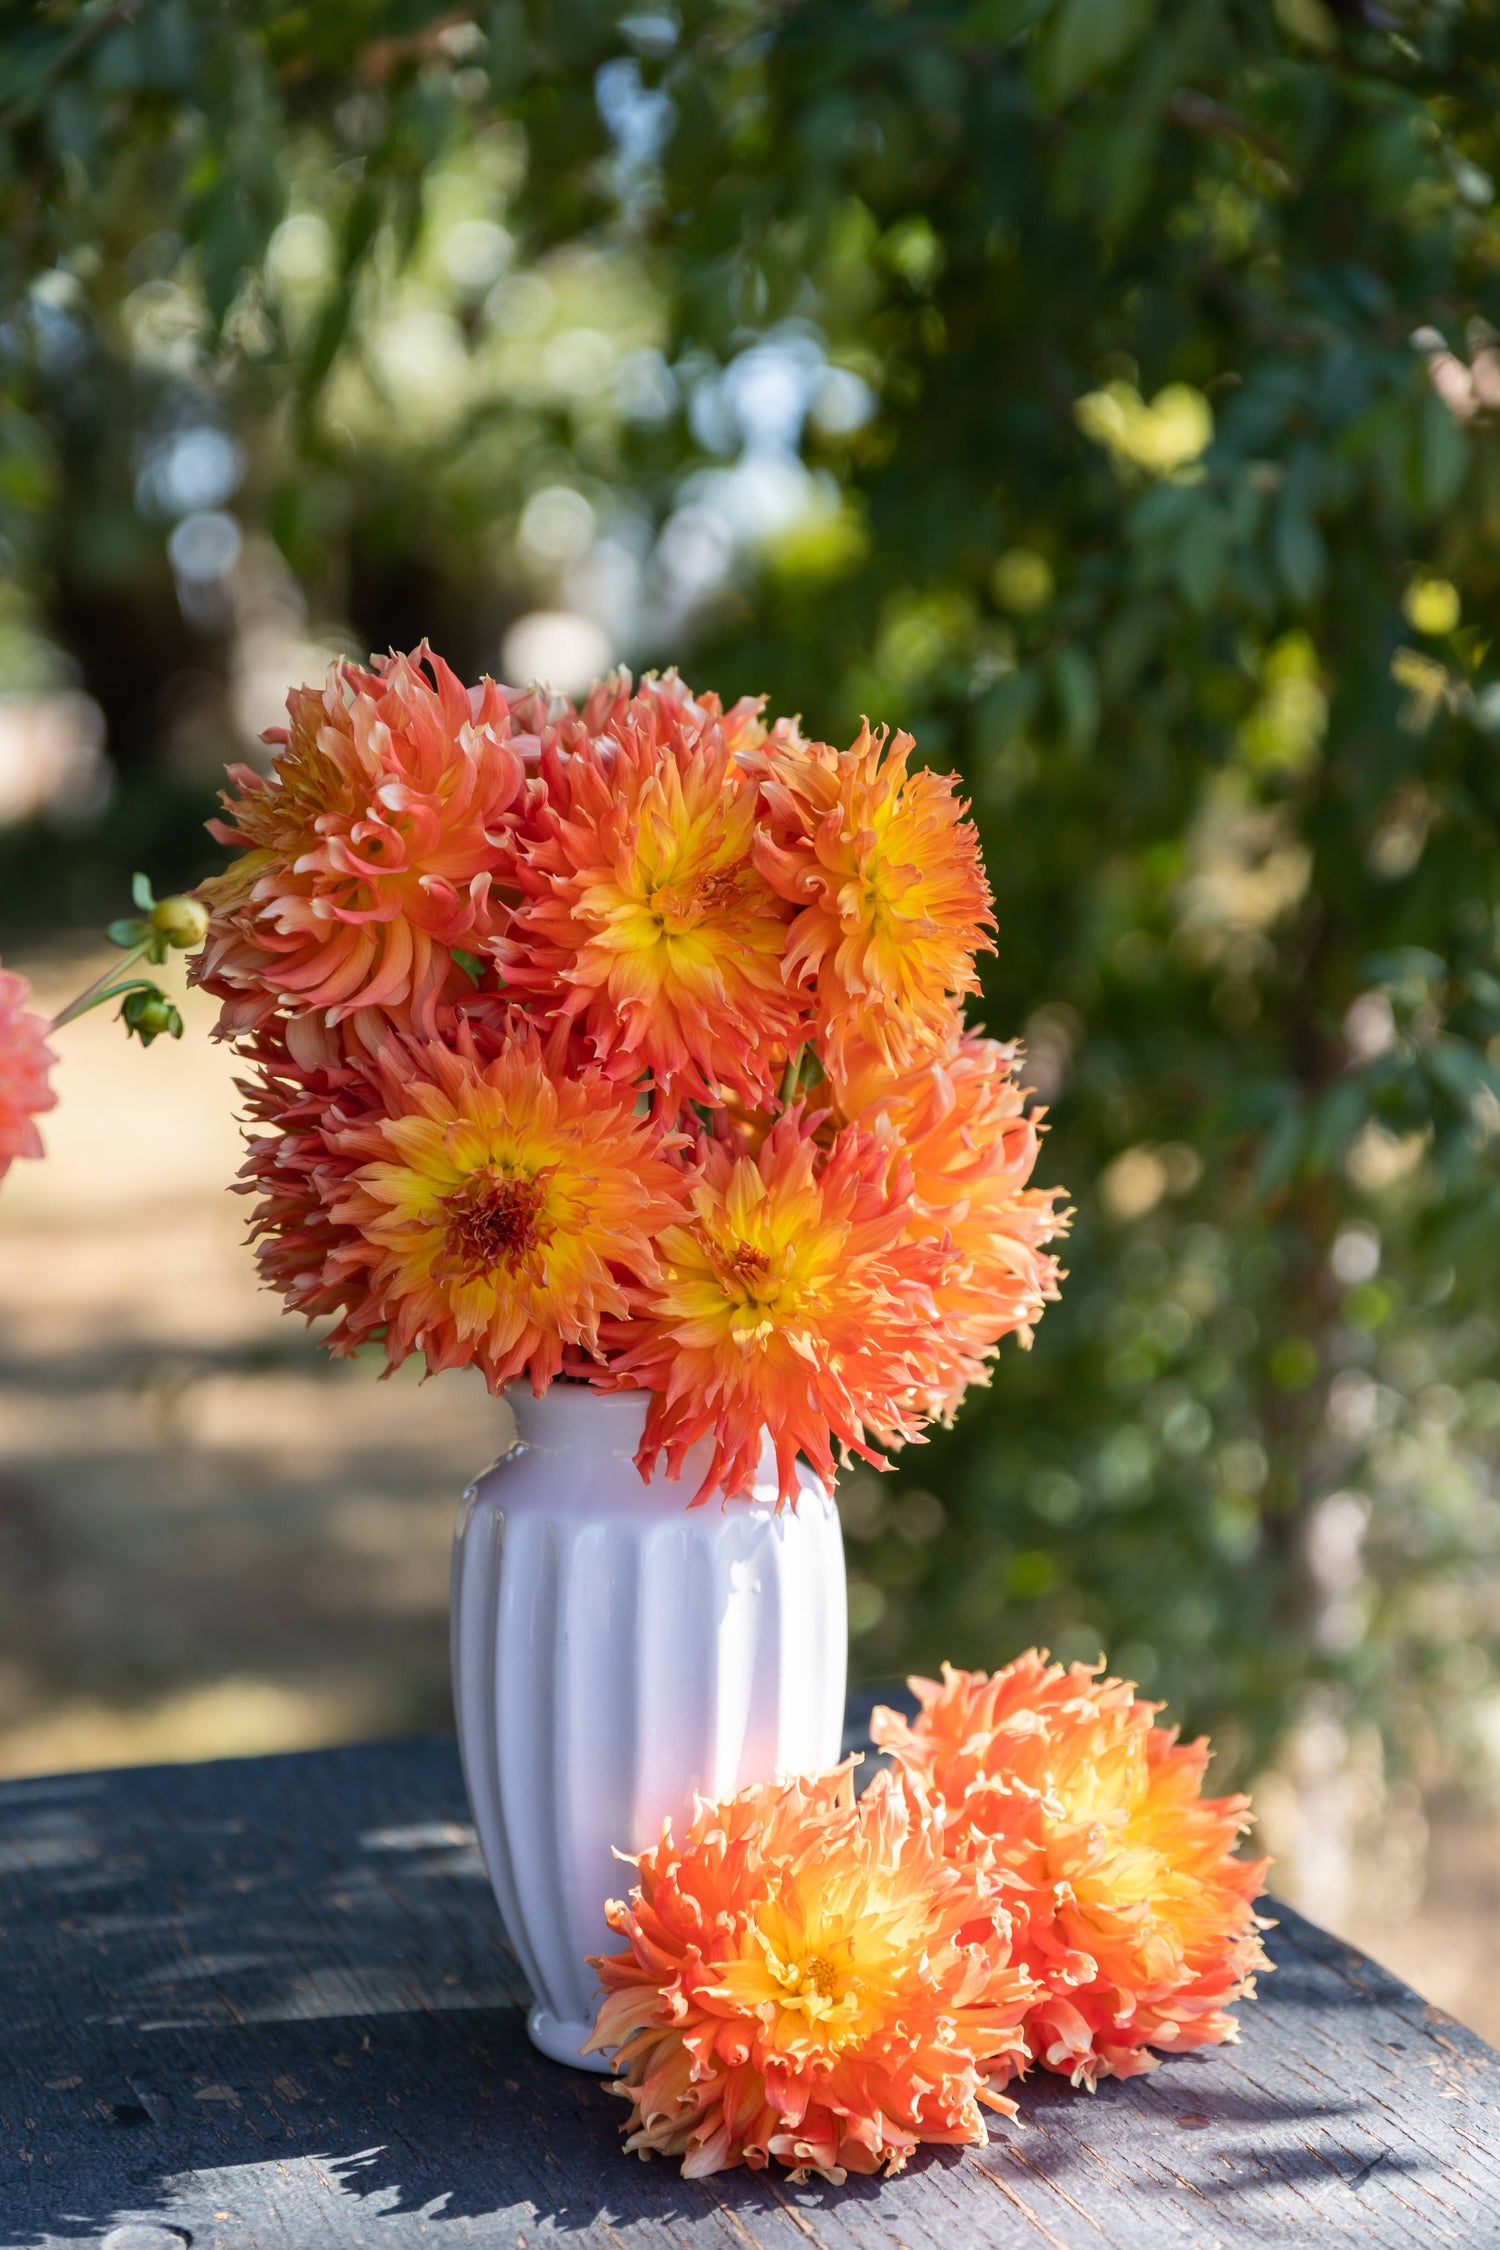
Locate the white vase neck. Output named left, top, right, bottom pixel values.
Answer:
left=505, top=1383, right=651, bottom=1453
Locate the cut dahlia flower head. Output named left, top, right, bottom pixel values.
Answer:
left=586, top=1761, right=1034, bottom=2182
left=872, top=1652, right=1271, bottom=2088
left=198, top=645, right=1072, bottom=1504
left=585, top=1653, right=1267, bottom=2179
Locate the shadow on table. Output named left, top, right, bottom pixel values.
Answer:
left=0, top=1740, right=1487, bottom=2248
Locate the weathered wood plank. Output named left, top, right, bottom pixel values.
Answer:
left=0, top=1735, right=1495, bottom=2249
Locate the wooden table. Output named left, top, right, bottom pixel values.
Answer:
left=2, top=1732, right=1496, bottom=2250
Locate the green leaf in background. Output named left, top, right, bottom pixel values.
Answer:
left=1037, top=0, right=1156, bottom=106
left=1050, top=645, right=1100, bottom=756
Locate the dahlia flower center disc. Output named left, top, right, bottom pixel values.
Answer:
left=726, top=1885, right=930, bottom=2052
left=646, top=859, right=748, bottom=931
left=754, top=1932, right=862, bottom=2037
left=436, top=1166, right=554, bottom=1281
left=722, top=1238, right=775, bottom=1294
left=792, top=1951, right=839, bottom=2001
left=620, top=858, right=761, bottom=975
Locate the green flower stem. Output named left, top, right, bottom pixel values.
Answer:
left=49, top=940, right=154, bottom=1031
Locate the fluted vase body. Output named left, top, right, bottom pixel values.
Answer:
left=450, top=1385, right=848, bottom=2070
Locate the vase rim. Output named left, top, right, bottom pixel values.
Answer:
left=503, top=1382, right=650, bottom=1406
left=504, top=1382, right=651, bottom=1440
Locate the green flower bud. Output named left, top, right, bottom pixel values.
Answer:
left=149, top=893, right=209, bottom=950
left=122, top=987, right=184, bottom=1045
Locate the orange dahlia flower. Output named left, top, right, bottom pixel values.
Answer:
left=753, top=723, right=994, bottom=1084
left=620, top=1110, right=948, bottom=1507
left=195, top=645, right=525, bottom=1045
left=841, top=1032, right=1069, bottom=1415
left=234, top=1026, right=391, bottom=1326
left=502, top=680, right=805, bottom=1105
left=587, top=1763, right=1035, bottom=2181
left=573, top=666, right=772, bottom=757
left=316, top=1022, right=686, bottom=1388
left=873, top=1656, right=1270, bottom=2087
left=0, top=963, right=57, bottom=1181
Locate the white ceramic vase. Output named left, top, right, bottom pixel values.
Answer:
left=450, top=1384, right=848, bottom=2071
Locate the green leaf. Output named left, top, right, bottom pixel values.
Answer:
left=1037, top=0, right=1155, bottom=105
left=1254, top=1100, right=1306, bottom=1200
left=1050, top=645, right=1100, bottom=753
left=959, top=0, right=1055, bottom=38
left=299, top=183, right=382, bottom=404
left=106, top=918, right=147, bottom=950
left=1307, top=1079, right=1366, bottom=1173
left=1364, top=948, right=1447, bottom=988
left=976, top=668, right=1042, bottom=752
left=1273, top=0, right=1339, bottom=50
left=1418, top=390, right=1469, bottom=515
left=130, top=873, right=156, bottom=913
left=1425, top=1036, right=1490, bottom=1109
left=1273, top=501, right=1327, bottom=606
left=1176, top=505, right=1229, bottom=615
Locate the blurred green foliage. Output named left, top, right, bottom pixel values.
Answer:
left=6, top=0, right=1500, bottom=1775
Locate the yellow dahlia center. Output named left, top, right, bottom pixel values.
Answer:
left=721, top=1237, right=775, bottom=1293
left=641, top=857, right=739, bottom=933
left=795, top=1952, right=839, bottom=2000
left=707, top=1235, right=817, bottom=1340
left=763, top=1938, right=858, bottom=2030
left=597, top=775, right=769, bottom=965
left=276, top=745, right=351, bottom=833
left=697, top=1195, right=841, bottom=1340
left=849, top=812, right=929, bottom=937
left=712, top=1861, right=940, bottom=2056
left=436, top=1167, right=553, bottom=1282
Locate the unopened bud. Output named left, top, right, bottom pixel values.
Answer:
left=150, top=893, right=209, bottom=949
left=122, top=988, right=184, bottom=1045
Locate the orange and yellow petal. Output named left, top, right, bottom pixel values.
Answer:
left=575, top=667, right=771, bottom=758
left=586, top=1763, right=1035, bottom=2182
left=194, top=644, right=526, bottom=1042
left=838, top=1031, right=1069, bottom=1412
left=238, top=1015, right=689, bottom=1390
left=234, top=1025, right=384, bottom=1327
left=618, top=1109, right=951, bottom=1506
left=502, top=679, right=805, bottom=1105
left=752, top=723, right=995, bottom=1084
left=873, top=1656, right=1270, bottom=2087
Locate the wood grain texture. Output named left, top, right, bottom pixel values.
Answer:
left=1, top=1734, right=1496, bottom=2250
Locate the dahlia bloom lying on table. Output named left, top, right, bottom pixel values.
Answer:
left=192, top=645, right=1069, bottom=1504
left=588, top=1651, right=1270, bottom=2183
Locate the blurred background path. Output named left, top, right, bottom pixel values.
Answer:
left=0, top=944, right=497, bottom=1770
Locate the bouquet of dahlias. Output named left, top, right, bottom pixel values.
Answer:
left=193, top=646, right=1067, bottom=1504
